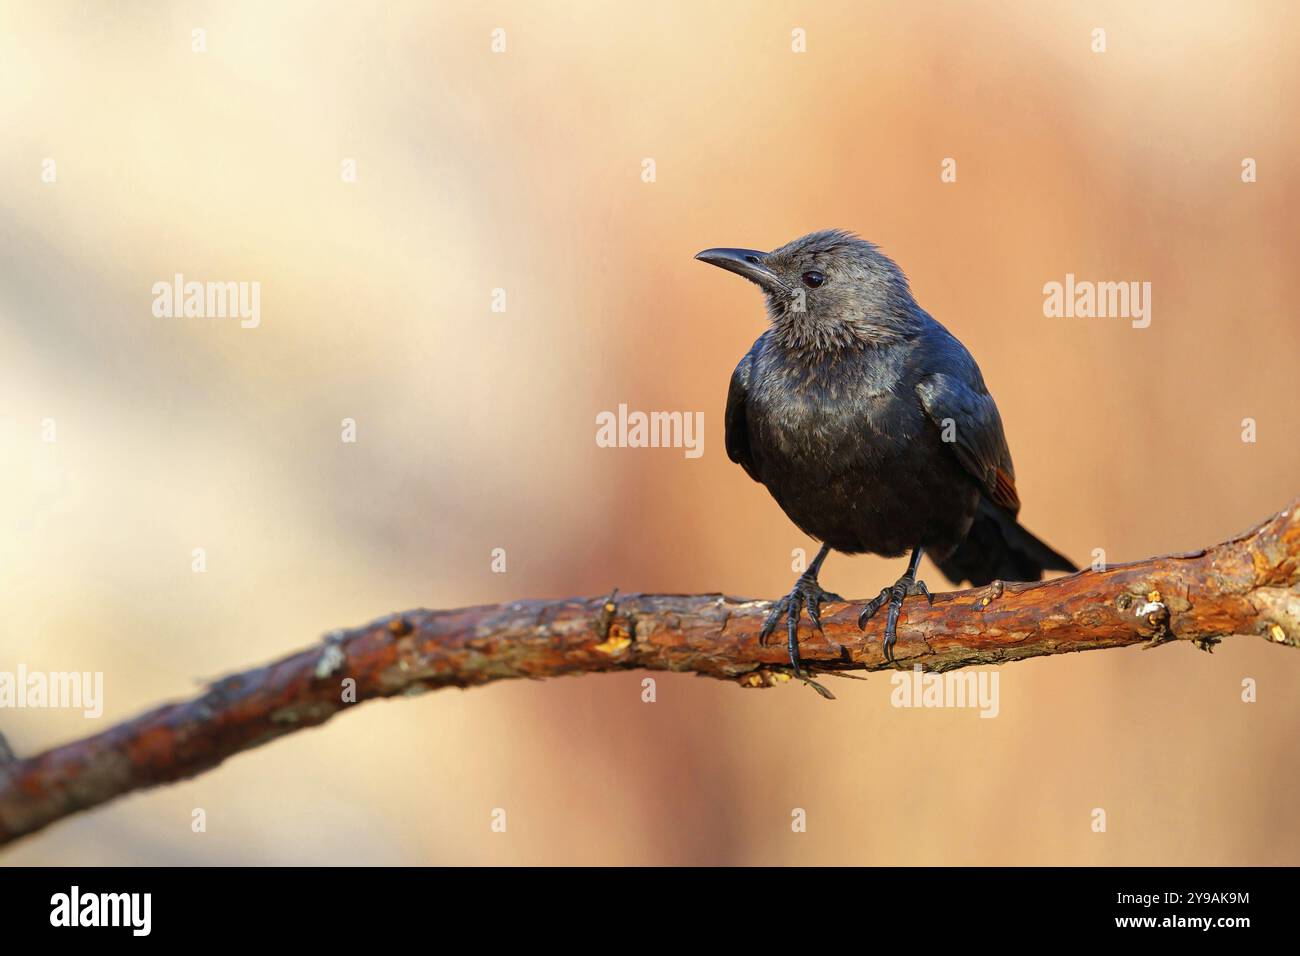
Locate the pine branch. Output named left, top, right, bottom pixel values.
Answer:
left=2, top=499, right=1297, bottom=847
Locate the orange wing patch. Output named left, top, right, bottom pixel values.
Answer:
left=991, top=467, right=1021, bottom=513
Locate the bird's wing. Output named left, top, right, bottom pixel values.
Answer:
left=916, top=372, right=1021, bottom=513
left=725, top=354, right=760, bottom=482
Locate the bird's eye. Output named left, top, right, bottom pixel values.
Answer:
left=801, top=270, right=826, bottom=289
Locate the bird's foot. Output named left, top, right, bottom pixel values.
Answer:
left=760, top=575, right=844, bottom=648
left=857, top=575, right=935, bottom=663
left=759, top=573, right=844, bottom=698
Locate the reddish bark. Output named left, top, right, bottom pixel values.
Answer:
left=2, top=499, right=1297, bottom=847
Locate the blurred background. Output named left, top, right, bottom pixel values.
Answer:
left=2, top=0, right=1299, bottom=865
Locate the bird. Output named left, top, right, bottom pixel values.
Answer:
left=696, top=229, right=1076, bottom=698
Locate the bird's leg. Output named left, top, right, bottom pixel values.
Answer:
left=758, top=544, right=844, bottom=696
left=857, top=546, right=935, bottom=662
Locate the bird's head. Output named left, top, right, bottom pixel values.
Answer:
left=695, top=229, right=920, bottom=350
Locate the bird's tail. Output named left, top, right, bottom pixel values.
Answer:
left=936, top=497, right=1076, bottom=587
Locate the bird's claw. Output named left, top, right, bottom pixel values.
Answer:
left=804, top=585, right=843, bottom=635
left=857, top=575, right=934, bottom=662
left=758, top=574, right=844, bottom=692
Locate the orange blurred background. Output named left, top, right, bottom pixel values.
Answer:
left=2, top=0, right=1298, bottom=864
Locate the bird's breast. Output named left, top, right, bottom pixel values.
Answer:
left=747, top=356, right=910, bottom=467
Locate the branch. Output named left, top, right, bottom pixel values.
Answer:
left=3, top=499, right=1298, bottom=847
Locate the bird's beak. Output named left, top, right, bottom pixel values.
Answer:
left=694, top=247, right=790, bottom=294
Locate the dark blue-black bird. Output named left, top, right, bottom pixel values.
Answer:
left=696, top=229, right=1075, bottom=697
